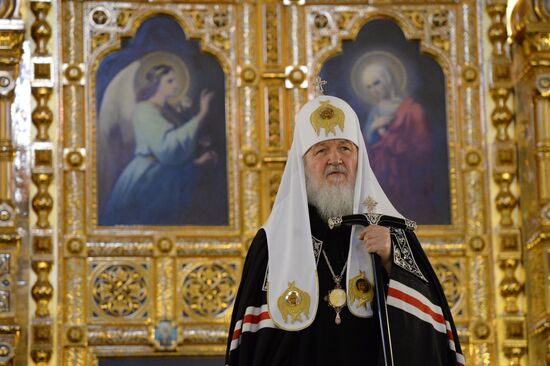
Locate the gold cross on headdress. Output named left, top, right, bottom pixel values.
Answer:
left=313, top=77, right=327, bottom=97
left=362, top=196, right=378, bottom=213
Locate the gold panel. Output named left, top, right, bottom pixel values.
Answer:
left=177, top=258, right=240, bottom=323
left=88, top=259, right=151, bottom=323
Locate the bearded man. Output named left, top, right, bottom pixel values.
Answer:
left=225, top=95, right=464, bottom=366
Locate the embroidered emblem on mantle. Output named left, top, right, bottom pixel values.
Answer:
left=277, top=281, right=311, bottom=323
left=391, top=228, right=428, bottom=283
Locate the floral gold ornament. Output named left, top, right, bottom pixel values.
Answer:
left=92, top=264, right=148, bottom=318
left=180, top=263, right=236, bottom=318
left=309, top=101, right=344, bottom=136
left=348, top=272, right=373, bottom=307
left=277, top=281, right=310, bottom=323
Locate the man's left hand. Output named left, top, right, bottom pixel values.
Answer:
left=358, top=225, right=392, bottom=274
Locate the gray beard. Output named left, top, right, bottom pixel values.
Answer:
left=305, top=171, right=354, bottom=223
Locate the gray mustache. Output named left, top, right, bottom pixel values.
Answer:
left=325, top=165, right=347, bottom=176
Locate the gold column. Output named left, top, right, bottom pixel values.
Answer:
left=510, top=1, right=550, bottom=364
left=486, top=1, right=526, bottom=365
left=29, top=0, right=55, bottom=364
left=0, top=0, right=25, bottom=364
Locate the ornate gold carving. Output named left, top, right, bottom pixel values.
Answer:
left=34, top=149, right=52, bottom=167
left=487, top=4, right=525, bottom=360
left=474, top=320, right=491, bottom=340
left=156, top=258, right=174, bottom=320
left=64, top=64, right=83, bottom=83
left=87, top=240, right=154, bottom=257
left=31, top=261, right=53, bottom=318
left=180, top=262, right=237, bottom=319
left=186, top=9, right=206, bottom=30
left=487, top=2, right=508, bottom=57
left=243, top=171, right=261, bottom=234
left=0, top=204, right=12, bottom=225
left=87, top=326, right=149, bottom=346
left=285, top=66, right=307, bottom=88
left=0, top=0, right=15, bottom=19
left=403, top=11, right=425, bottom=30
left=181, top=325, right=227, bottom=344
left=469, top=236, right=486, bottom=252
left=90, top=7, right=109, bottom=26
left=240, top=66, right=257, bottom=85
left=506, top=320, right=525, bottom=339
left=66, top=258, right=85, bottom=324
left=66, top=326, right=84, bottom=344
left=462, top=65, right=478, bottom=83
left=30, top=1, right=52, bottom=57
left=267, top=86, right=281, bottom=148
left=31, top=172, right=52, bottom=229
left=91, top=263, right=149, bottom=319
left=242, top=150, right=259, bottom=167
left=465, top=150, right=482, bottom=167
left=91, top=32, right=109, bottom=53
left=33, top=236, right=51, bottom=255
left=264, top=4, right=279, bottom=65
left=268, top=170, right=282, bottom=209
left=535, top=74, right=550, bottom=97
left=494, top=171, right=517, bottom=227
left=63, top=347, right=86, bottom=366
left=176, top=240, right=241, bottom=256
left=433, top=260, right=465, bottom=316
left=211, top=32, right=230, bottom=52
left=500, top=232, right=519, bottom=251
left=0, top=140, right=13, bottom=163
left=66, top=238, right=83, bottom=255
left=156, top=237, right=173, bottom=253
left=314, top=13, right=328, bottom=29
left=491, top=88, right=514, bottom=142
left=313, top=35, right=331, bottom=55
left=31, top=348, right=52, bottom=364
left=31, top=87, right=53, bottom=141
left=32, top=324, right=51, bottom=345
left=499, top=258, right=523, bottom=313
left=503, top=346, right=526, bottom=365
left=333, top=11, right=355, bottom=31
left=64, top=148, right=85, bottom=170
left=430, top=9, right=449, bottom=28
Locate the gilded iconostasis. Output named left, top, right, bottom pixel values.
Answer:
left=0, top=0, right=548, bottom=364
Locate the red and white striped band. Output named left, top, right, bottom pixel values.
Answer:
left=230, top=304, right=274, bottom=351
left=387, top=279, right=465, bottom=366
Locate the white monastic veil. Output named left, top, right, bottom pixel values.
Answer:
left=263, top=95, right=404, bottom=331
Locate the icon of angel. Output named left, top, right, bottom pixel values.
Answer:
left=97, top=51, right=217, bottom=226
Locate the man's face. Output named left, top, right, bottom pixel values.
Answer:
left=303, top=139, right=358, bottom=189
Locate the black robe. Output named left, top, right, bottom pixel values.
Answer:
left=226, top=207, right=465, bottom=366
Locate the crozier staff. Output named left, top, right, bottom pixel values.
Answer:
left=225, top=87, right=465, bottom=366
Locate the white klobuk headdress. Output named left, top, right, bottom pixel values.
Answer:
left=263, top=95, right=404, bottom=330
